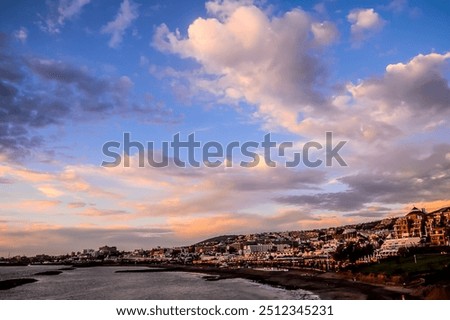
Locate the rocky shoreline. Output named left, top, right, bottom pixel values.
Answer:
left=0, top=268, right=63, bottom=291
left=116, top=265, right=416, bottom=299
left=2, top=264, right=447, bottom=299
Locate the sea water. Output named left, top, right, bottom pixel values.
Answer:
left=0, top=265, right=319, bottom=300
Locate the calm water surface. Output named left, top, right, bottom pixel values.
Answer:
left=0, top=266, right=319, bottom=300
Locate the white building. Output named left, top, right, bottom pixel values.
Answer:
left=243, top=244, right=289, bottom=255
left=375, top=237, right=421, bottom=259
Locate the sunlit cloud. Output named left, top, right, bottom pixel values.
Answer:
left=37, top=185, right=65, bottom=198
left=1, top=0, right=449, bottom=255
left=347, top=8, right=385, bottom=43
left=1, top=200, right=62, bottom=214
left=153, top=1, right=337, bottom=135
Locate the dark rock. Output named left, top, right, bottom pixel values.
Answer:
left=0, top=278, right=38, bottom=290
left=34, top=270, right=63, bottom=276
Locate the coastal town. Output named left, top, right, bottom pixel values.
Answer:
left=2, top=206, right=450, bottom=271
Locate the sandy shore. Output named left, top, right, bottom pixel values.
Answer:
left=119, top=265, right=417, bottom=300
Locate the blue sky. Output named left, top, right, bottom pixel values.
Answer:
left=0, top=0, right=449, bottom=255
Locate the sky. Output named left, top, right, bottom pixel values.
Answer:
left=0, top=0, right=449, bottom=256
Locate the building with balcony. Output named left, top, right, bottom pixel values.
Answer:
left=394, top=206, right=450, bottom=245
left=394, top=207, right=426, bottom=238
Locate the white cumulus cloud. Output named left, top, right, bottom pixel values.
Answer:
left=348, top=52, right=450, bottom=130
left=153, top=0, right=338, bottom=135
left=152, top=1, right=449, bottom=151
left=347, top=8, right=385, bottom=43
